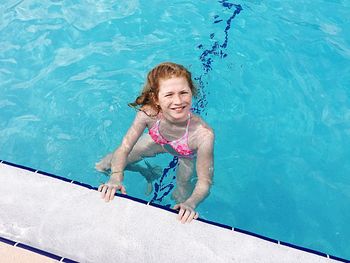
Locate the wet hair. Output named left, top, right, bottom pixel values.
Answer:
left=128, top=62, right=197, bottom=115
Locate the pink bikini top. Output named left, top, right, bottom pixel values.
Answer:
left=149, top=114, right=195, bottom=159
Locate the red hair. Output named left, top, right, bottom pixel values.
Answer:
left=129, top=62, right=197, bottom=115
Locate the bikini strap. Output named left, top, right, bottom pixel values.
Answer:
left=185, top=113, right=191, bottom=134
left=156, top=112, right=162, bottom=126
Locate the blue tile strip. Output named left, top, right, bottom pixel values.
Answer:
left=116, top=192, right=149, bottom=205
left=62, top=258, right=80, bottom=263
left=197, top=217, right=233, bottom=230
left=71, top=180, right=94, bottom=189
left=2, top=160, right=37, bottom=172
left=0, top=236, right=16, bottom=246
left=16, top=243, right=63, bottom=261
left=149, top=202, right=178, bottom=214
left=37, top=170, right=73, bottom=183
left=0, top=235, right=78, bottom=262
left=280, top=241, right=328, bottom=257
left=1, top=159, right=349, bottom=262
left=329, top=255, right=350, bottom=263
left=234, top=228, right=279, bottom=244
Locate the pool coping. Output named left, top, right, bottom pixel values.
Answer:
left=0, top=159, right=349, bottom=263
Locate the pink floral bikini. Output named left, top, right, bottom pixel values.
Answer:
left=149, top=114, right=195, bottom=159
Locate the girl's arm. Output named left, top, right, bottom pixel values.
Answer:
left=175, top=128, right=214, bottom=223
left=99, top=111, right=147, bottom=201
left=187, top=128, right=214, bottom=207
left=110, top=111, right=147, bottom=180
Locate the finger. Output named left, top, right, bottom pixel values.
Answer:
left=186, top=211, right=196, bottom=223
left=100, top=185, right=108, bottom=199
left=105, top=187, right=112, bottom=202
left=110, top=187, right=117, bottom=200
left=98, top=184, right=104, bottom=192
left=177, top=207, right=185, bottom=221
left=120, top=185, right=127, bottom=195
left=194, top=212, right=199, bottom=220
left=173, top=204, right=180, bottom=210
left=181, top=210, right=191, bottom=224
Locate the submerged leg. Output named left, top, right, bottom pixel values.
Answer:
left=95, top=153, right=113, bottom=172
left=126, top=134, right=166, bottom=195
left=95, top=133, right=166, bottom=194
left=171, top=157, right=195, bottom=203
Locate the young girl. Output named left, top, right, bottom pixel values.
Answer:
left=96, top=62, right=214, bottom=223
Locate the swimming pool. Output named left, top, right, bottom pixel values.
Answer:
left=1, top=0, right=349, bottom=260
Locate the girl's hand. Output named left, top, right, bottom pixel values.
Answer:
left=98, top=178, right=127, bottom=202
left=173, top=202, right=199, bottom=223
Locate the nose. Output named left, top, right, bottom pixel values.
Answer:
left=173, top=94, right=181, bottom=104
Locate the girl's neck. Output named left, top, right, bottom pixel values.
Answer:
left=160, top=112, right=190, bottom=127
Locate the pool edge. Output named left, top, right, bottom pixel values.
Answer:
left=0, top=159, right=349, bottom=263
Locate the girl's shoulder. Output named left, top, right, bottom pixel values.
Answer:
left=188, top=113, right=214, bottom=150
left=134, top=105, right=158, bottom=126
left=190, top=113, right=214, bottom=137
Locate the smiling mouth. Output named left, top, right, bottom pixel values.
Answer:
left=171, top=106, right=186, bottom=111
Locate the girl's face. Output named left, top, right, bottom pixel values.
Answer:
left=157, top=77, right=192, bottom=123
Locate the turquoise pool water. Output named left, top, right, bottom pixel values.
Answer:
left=1, top=0, right=349, bottom=259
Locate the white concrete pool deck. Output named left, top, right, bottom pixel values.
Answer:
left=0, top=161, right=345, bottom=263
